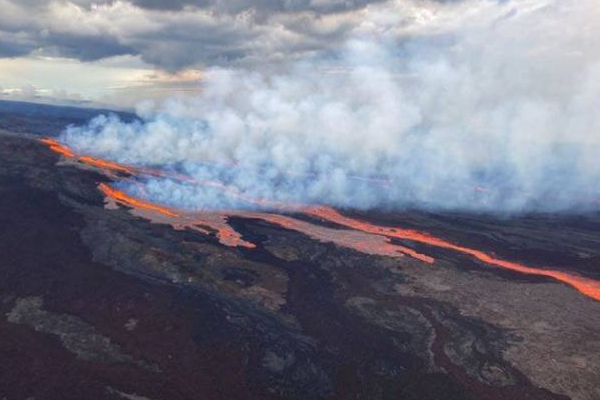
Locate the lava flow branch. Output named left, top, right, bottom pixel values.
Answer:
left=98, top=183, right=180, bottom=218
left=42, top=137, right=600, bottom=302
left=41, top=138, right=136, bottom=175
left=303, top=206, right=600, bottom=301
left=98, top=183, right=256, bottom=249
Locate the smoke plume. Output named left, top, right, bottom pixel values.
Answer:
left=60, top=0, right=600, bottom=213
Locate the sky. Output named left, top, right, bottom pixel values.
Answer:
left=2, top=0, right=598, bottom=212
left=0, top=0, right=528, bottom=108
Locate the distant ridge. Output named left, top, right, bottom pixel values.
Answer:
left=0, top=99, right=136, bottom=137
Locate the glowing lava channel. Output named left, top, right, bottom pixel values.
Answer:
left=99, top=183, right=256, bottom=249
left=303, top=206, right=600, bottom=301
left=99, top=183, right=180, bottom=218
left=42, top=137, right=600, bottom=302
left=42, top=138, right=136, bottom=175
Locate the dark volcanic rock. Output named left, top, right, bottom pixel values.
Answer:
left=0, top=105, right=598, bottom=400
left=7, top=297, right=157, bottom=372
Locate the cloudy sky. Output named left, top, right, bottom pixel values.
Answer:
left=0, top=0, right=523, bottom=108
left=2, top=0, right=597, bottom=211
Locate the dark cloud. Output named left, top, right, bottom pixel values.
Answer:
left=0, top=39, right=34, bottom=58
left=41, top=33, right=136, bottom=61
left=127, top=0, right=387, bottom=14
left=137, top=40, right=250, bottom=72
left=0, top=0, right=462, bottom=70
left=127, top=0, right=210, bottom=11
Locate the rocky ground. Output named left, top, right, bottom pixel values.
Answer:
left=0, top=102, right=599, bottom=400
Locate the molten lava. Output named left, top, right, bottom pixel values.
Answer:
left=303, top=206, right=600, bottom=301
left=42, top=137, right=135, bottom=175
left=98, top=183, right=255, bottom=248
left=237, top=211, right=434, bottom=262
left=99, top=183, right=180, bottom=218
left=98, top=182, right=427, bottom=257
left=78, top=156, right=135, bottom=175
left=42, top=137, right=600, bottom=302
left=41, top=138, right=75, bottom=158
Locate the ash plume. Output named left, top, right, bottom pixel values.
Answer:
left=60, top=0, right=600, bottom=213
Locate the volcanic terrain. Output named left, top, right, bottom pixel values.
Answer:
left=1, top=101, right=600, bottom=400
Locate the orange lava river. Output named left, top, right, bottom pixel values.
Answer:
left=42, top=137, right=600, bottom=302
left=42, top=138, right=136, bottom=175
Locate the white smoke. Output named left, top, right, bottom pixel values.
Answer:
left=60, top=0, right=600, bottom=213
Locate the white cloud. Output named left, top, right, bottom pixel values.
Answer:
left=60, top=0, right=600, bottom=213
left=0, top=0, right=504, bottom=70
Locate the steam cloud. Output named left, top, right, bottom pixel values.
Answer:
left=60, top=0, right=600, bottom=213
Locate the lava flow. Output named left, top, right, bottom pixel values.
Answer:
left=41, top=138, right=75, bottom=158
left=98, top=181, right=429, bottom=259
left=97, top=180, right=600, bottom=302
left=42, top=137, right=600, bottom=302
left=303, top=206, right=600, bottom=301
left=98, top=183, right=255, bottom=248
left=235, top=211, right=434, bottom=262
left=41, top=138, right=135, bottom=175
left=78, top=156, right=135, bottom=175
left=99, top=183, right=180, bottom=218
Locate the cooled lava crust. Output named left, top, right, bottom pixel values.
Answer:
left=0, top=104, right=599, bottom=400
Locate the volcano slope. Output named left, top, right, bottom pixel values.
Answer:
left=1, top=106, right=600, bottom=400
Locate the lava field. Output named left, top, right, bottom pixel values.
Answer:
left=0, top=104, right=599, bottom=400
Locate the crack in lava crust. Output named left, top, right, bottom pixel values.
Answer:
left=42, top=137, right=600, bottom=302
